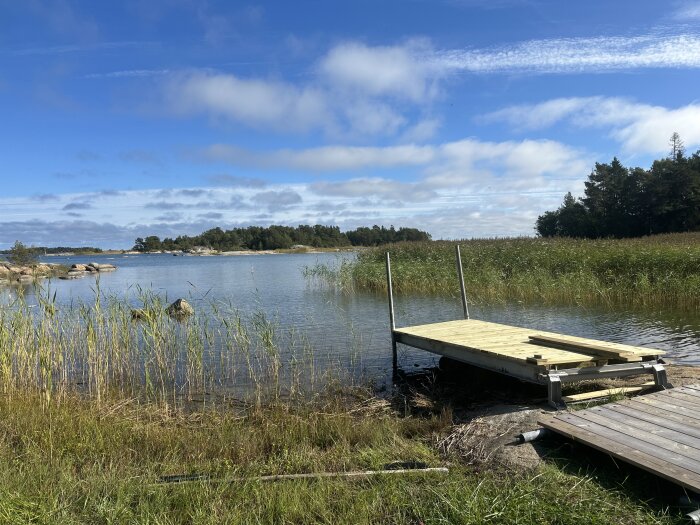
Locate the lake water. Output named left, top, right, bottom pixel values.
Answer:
left=4, top=252, right=700, bottom=389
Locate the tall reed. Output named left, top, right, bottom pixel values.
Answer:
left=0, top=284, right=358, bottom=407
left=307, top=233, right=700, bottom=309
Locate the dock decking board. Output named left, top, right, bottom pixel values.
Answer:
left=539, top=386, right=700, bottom=493
left=393, top=319, right=663, bottom=372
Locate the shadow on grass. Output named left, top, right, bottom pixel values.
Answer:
left=538, top=435, right=697, bottom=519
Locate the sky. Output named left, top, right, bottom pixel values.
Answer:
left=1, top=0, right=700, bottom=249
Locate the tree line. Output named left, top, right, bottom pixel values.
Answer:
left=536, top=134, right=700, bottom=238
left=0, top=243, right=102, bottom=257
left=133, top=224, right=431, bottom=252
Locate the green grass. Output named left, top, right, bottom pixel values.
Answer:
left=307, top=233, right=700, bottom=309
left=0, top=392, right=687, bottom=524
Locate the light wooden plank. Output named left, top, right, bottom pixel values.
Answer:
left=561, top=382, right=653, bottom=403
left=538, top=415, right=700, bottom=492
left=397, top=319, right=663, bottom=360
left=530, top=333, right=663, bottom=356
left=552, top=412, right=700, bottom=475
left=399, top=334, right=596, bottom=365
left=529, top=335, right=642, bottom=362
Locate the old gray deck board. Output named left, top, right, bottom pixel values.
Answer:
left=539, top=386, right=700, bottom=493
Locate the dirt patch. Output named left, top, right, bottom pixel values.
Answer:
left=397, top=363, right=700, bottom=473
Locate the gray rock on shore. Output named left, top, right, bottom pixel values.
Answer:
left=59, top=262, right=118, bottom=279
left=0, top=261, right=61, bottom=283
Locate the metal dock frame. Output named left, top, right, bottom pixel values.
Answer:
left=545, top=362, right=670, bottom=409
left=385, top=245, right=671, bottom=409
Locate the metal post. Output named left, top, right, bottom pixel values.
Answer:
left=385, top=252, right=398, bottom=370
left=455, top=245, right=469, bottom=319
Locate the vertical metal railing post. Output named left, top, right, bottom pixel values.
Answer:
left=455, top=245, right=470, bottom=319
left=385, top=252, right=398, bottom=370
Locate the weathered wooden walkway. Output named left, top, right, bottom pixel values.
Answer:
left=539, top=385, right=700, bottom=494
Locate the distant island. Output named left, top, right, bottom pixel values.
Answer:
left=133, top=224, right=431, bottom=252
left=0, top=245, right=104, bottom=256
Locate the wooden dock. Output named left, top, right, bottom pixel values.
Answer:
left=393, top=318, right=667, bottom=407
left=385, top=247, right=670, bottom=408
left=539, top=385, right=700, bottom=494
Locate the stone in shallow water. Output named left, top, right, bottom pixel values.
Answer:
left=166, top=298, right=194, bottom=319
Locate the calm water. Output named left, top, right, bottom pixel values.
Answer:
left=5, top=253, right=700, bottom=386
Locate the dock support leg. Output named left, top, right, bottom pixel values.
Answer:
left=547, top=375, right=564, bottom=409
left=385, top=252, right=398, bottom=372
left=455, top=245, right=469, bottom=320
left=652, top=363, right=670, bottom=390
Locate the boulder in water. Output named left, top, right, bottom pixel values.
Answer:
left=166, top=298, right=194, bottom=319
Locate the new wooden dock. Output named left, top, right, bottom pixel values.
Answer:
left=385, top=247, right=670, bottom=408
left=393, top=318, right=667, bottom=407
left=539, top=385, right=700, bottom=494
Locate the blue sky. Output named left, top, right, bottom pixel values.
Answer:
left=1, top=0, right=700, bottom=248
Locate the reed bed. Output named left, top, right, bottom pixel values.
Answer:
left=306, top=233, right=700, bottom=309
left=0, top=284, right=356, bottom=407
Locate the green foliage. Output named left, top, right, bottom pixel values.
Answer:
left=133, top=224, right=431, bottom=252
left=537, top=141, right=700, bottom=238
left=316, top=234, right=700, bottom=309
left=6, top=240, right=37, bottom=266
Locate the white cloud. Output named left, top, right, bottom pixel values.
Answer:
left=158, top=32, right=700, bottom=139
left=674, top=1, right=700, bottom=20
left=164, top=71, right=333, bottom=133
left=484, top=97, right=700, bottom=155
left=311, top=178, right=438, bottom=202
left=319, top=40, right=440, bottom=102
left=1, top=134, right=592, bottom=246
left=436, top=33, right=700, bottom=73
left=199, top=143, right=436, bottom=171
left=198, top=137, right=590, bottom=201
left=399, top=118, right=442, bottom=142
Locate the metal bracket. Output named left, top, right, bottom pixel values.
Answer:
left=547, top=375, right=564, bottom=410
left=651, top=363, right=671, bottom=390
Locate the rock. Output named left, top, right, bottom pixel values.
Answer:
left=86, top=263, right=117, bottom=272
left=60, top=269, right=88, bottom=280
left=166, top=298, right=194, bottom=319
left=71, top=263, right=87, bottom=271
left=130, top=309, right=148, bottom=320
left=59, top=272, right=84, bottom=280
